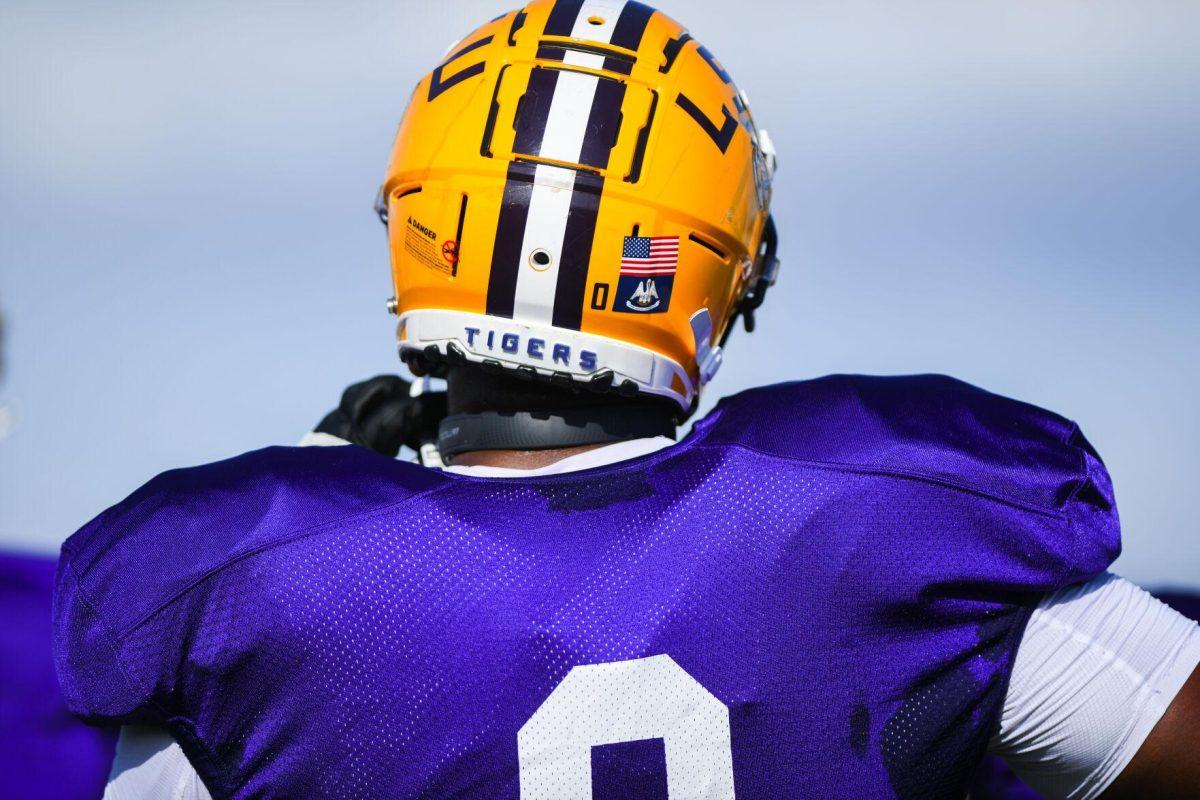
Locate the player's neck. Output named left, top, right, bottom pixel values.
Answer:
left=447, top=442, right=612, bottom=470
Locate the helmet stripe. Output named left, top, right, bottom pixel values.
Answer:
left=551, top=172, right=604, bottom=330
left=550, top=75, right=626, bottom=330
left=486, top=0, right=653, bottom=330
left=485, top=162, right=536, bottom=319
left=577, top=76, right=627, bottom=170
left=511, top=68, right=560, bottom=157
left=608, top=1, right=655, bottom=51
left=512, top=164, right=579, bottom=322
left=543, top=0, right=584, bottom=37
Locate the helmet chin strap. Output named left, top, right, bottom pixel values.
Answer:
left=436, top=405, right=677, bottom=462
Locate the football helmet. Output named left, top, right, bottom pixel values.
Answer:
left=380, top=0, right=778, bottom=416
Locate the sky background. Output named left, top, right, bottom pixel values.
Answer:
left=1, top=0, right=1198, bottom=586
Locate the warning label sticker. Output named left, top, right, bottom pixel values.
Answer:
left=404, top=216, right=452, bottom=275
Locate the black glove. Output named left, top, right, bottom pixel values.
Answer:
left=314, top=375, right=447, bottom=458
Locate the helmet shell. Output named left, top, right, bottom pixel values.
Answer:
left=383, top=0, right=775, bottom=412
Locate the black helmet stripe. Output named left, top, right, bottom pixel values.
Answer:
left=609, top=1, right=655, bottom=50
left=577, top=75, right=627, bottom=170
left=511, top=68, right=560, bottom=158
left=485, top=162, right=536, bottom=319
left=543, top=0, right=584, bottom=37
left=551, top=172, right=604, bottom=329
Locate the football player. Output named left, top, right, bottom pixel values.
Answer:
left=58, top=2, right=1199, bottom=799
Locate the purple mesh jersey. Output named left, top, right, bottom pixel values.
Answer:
left=54, top=375, right=1120, bottom=799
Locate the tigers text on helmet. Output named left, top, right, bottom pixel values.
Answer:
left=380, top=0, right=778, bottom=418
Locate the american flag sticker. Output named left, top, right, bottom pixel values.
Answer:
left=614, top=235, right=679, bottom=313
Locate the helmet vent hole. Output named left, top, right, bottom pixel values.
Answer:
left=688, top=232, right=728, bottom=260
left=529, top=249, right=553, bottom=270
left=587, top=15, right=605, bottom=26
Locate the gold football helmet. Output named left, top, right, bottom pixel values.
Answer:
left=380, top=0, right=778, bottom=417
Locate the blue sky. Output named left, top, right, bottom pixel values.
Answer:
left=2, top=0, right=1198, bottom=586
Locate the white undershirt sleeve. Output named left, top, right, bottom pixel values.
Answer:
left=104, top=727, right=211, bottom=800
left=295, top=431, right=351, bottom=447
left=990, top=572, right=1200, bottom=800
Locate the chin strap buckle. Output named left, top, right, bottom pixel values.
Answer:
left=690, top=308, right=724, bottom=387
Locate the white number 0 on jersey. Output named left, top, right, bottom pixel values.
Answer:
left=518, top=654, right=736, bottom=799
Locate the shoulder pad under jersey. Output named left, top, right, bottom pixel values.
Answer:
left=697, top=373, right=1119, bottom=562
left=54, top=445, right=444, bottom=721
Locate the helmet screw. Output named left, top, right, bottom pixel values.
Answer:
left=386, top=296, right=399, bottom=315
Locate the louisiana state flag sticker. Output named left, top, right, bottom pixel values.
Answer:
left=614, top=235, right=679, bottom=313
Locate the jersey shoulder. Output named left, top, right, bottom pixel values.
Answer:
left=700, top=372, right=1117, bottom=526
left=54, top=445, right=444, bottom=720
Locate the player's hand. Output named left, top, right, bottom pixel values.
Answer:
left=314, top=375, right=447, bottom=458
